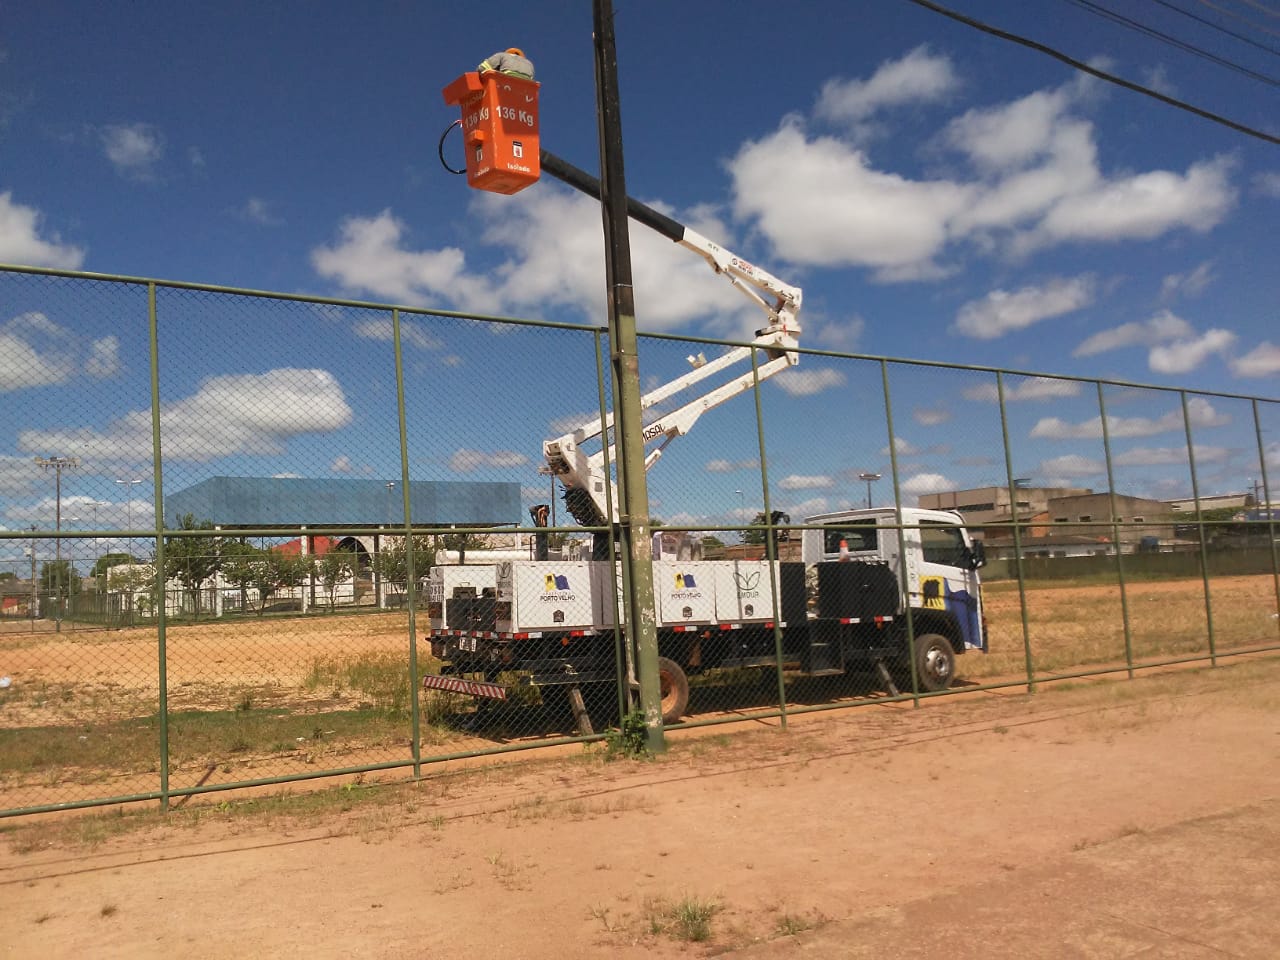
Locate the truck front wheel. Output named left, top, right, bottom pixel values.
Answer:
left=657, top=656, right=690, bottom=724
left=906, top=633, right=956, bottom=693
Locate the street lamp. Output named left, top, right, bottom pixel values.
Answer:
left=36, top=456, right=79, bottom=633
left=858, top=472, right=881, bottom=509
left=115, top=478, right=144, bottom=558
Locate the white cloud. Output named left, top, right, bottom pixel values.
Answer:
left=101, top=123, right=165, bottom=181
left=913, top=407, right=951, bottom=426
left=815, top=46, right=957, bottom=127
left=0, top=192, right=84, bottom=269
left=772, top=367, right=846, bottom=396
left=705, top=458, right=757, bottom=473
left=1073, top=309, right=1194, bottom=357
left=331, top=455, right=354, bottom=474
left=881, top=436, right=919, bottom=456
left=1148, top=328, right=1235, bottom=374
left=352, top=317, right=443, bottom=351
left=236, top=197, right=282, bottom=226
left=0, top=455, right=41, bottom=497
left=780, top=496, right=832, bottom=517
left=0, top=312, right=76, bottom=390
left=778, top=474, right=835, bottom=490
left=85, top=336, right=121, bottom=378
left=1015, top=156, right=1235, bottom=254
left=312, top=190, right=755, bottom=336
left=1159, top=262, right=1215, bottom=301
left=1030, top=397, right=1229, bottom=440
left=1113, top=445, right=1226, bottom=466
left=1230, top=342, right=1280, bottom=378
left=952, top=276, right=1094, bottom=339
left=729, top=120, right=973, bottom=277
left=17, top=368, right=352, bottom=462
left=447, top=448, right=530, bottom=472
left=809, top=314, right=866, bottom=352
left=902, top=472, right=952, bottom=495
left=946, top=86, right=1079, bottom=171
left=1253, top=171, right=1280, bottom=198
left=963, top=376, right=1083, bottom=402
left=1039, top=454, right=1104, bottom=476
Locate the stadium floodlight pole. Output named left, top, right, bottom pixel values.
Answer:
left=115, top=478, right=144, bottom=558
left=35, top=456, right=80, bottom=634
left=858, top=472, right=882, bottom=509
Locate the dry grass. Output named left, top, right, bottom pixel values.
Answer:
left=970, top=573, right=1280, bottom=680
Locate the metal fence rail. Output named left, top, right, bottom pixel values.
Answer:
left=1, top=263, right=1277, bottom=818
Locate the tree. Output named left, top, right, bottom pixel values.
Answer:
left=273, top=551, right=314, bottom=604
left=91, top=552, right=138, bottom=580
left=39, top=559, right=81, bottom=599
left=375, top=536, right=433, bottom=598
left=742, top=511, right=791, bottom=548
left=163, top=514, right=221, bottom=618
left=317, top=548, right=356, bottom=611
left=107, top=564, right=159, bottom=621
left=0, top=571, right=15, bottom=583
left=220, top=541, right=284, bottom=616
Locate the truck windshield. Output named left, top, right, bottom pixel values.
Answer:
left=823, top=519, right=877, bottom=554
left=920, top=521, right=967, bottom=567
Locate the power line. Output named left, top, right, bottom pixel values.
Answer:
left=1148, top=0, right=1280, bottom=59
left=1061, top=0, right=1280, bottom=84
left=1193, top=0, right=1280, bottom=39
left=1234, top=0, right=1280, bottom=18
left=901, top=0, right=1280, bottom=145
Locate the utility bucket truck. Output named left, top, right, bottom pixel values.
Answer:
left=423, top=151, right=987, bottom=726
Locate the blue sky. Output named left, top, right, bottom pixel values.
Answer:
left=2, top=0, right=1279, bottom=557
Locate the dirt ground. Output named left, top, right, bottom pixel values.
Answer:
left=2, top=655, right=1277, bottom=959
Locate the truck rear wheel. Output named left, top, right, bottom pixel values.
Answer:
left=907, top=633, right=956, bottom=693
left=657, top=656, right=689, bottom=724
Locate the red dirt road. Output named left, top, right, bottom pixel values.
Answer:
left=3, top=657, right=1278, bottom=959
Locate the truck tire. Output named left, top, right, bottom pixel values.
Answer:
left=657, top=656, right=690, bottom=724
left=907, top=633, right=956, bottom=693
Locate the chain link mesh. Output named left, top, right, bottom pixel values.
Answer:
left=1, top=266, right=1278, bottom=816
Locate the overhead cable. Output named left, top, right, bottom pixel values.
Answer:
left=901, top=0, right=1280, bottom=145
left=1062, top=0, right=1279, bottom=83
left=1193, top=0, right=1280, bottom=39
left=1149, top=0, right=1280, bottom=57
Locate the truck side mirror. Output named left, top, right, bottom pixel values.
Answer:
left=967, top=540, right=986, bottom=570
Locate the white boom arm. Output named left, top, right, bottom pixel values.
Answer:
left=542, top=226, right=802, bottom=528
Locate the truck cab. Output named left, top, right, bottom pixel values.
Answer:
left=803, top=507, right=987, bottom=657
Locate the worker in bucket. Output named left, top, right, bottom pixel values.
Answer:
left=478, top=47, right=534, bottom=80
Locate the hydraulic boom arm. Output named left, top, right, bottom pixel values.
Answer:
left=538, top=152, right=803, bottom=528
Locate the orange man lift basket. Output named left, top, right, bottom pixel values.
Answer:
left=442, top=71, right=541, bottom=195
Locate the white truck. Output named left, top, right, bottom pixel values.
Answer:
left=424, top=152, right=987, bottom=723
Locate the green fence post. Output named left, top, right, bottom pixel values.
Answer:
left=391, top=308, right=423, bottom=780
left=1181, top=391, right=1217, bottom=666
left=881, top=360, right=919, bottom=707
left=147, top=282, right=170, bottom=810
left=1096, top=383, right=1135, bottom=678
left=749, top=346, right=787, bottom=727
left=1252, top=399, right=1280, bottom=641
left=996, top=372, right=1036, bottom=692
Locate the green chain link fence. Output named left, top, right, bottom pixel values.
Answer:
left=2, top=264, right=1277, bottom=818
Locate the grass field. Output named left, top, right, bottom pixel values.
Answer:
left=2, top=571, right=1277, bottom=814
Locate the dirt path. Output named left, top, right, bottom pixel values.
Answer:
left=2, top=657, right=1277, bottom=959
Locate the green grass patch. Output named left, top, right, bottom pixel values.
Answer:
left=645, top=894, right=722, bottom=942
left=305, top=652, right=415, bottom=716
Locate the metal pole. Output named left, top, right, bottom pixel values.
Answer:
left=1181, top=391, right=1216, bottom=665
left=592, top=0, right=662, bottom=752
left=147, top=282, right=171, bottom=810
left=35, top=456, right=79, bottom=633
